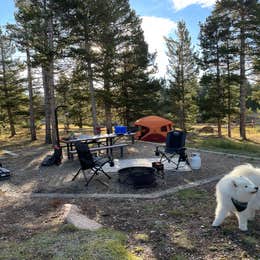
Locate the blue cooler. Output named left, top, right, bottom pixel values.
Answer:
left=121, top=126, right=127, bottom=134
left=114, top=126, right=127, bottom=134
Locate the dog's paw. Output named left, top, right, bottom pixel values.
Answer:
left=212, top=221, right=221, bottom=228
left=238, top=226, right=248, bottom=232
left=212, top=220, right=222, bottom=227
left=212, top=225, right=221, bottom=230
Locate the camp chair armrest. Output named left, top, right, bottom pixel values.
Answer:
left=155, top=146, right=165, bottom=156
left=176, top=147, right=186, bottom=152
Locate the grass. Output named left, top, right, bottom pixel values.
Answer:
left=1, top=124, right=260, bottom=157
left=0, top=227, right=139, bottom=260
left=176, top=188, right=208, bottom=202
left=171, top=230, right=195, bottom=251
left=191, top=136, right=260, bottom=157
left=241, top=236, right=259, bottom=247
left=133, top=233, right=149, bottom=243
left=189, top=124, right=260, bottom=157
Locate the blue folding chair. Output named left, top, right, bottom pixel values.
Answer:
left=155, top=130, right=191, bottom=170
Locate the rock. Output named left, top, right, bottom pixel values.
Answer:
left=63, top=203, right=102, bottom=230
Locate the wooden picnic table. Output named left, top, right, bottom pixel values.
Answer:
left=61, top=132, right=135, bottom=160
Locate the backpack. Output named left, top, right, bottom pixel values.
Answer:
left=0, top=166, right=11, bottom=180
left=41, top=146, right=62, bottom=166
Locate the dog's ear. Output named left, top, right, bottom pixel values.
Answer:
left=232, top=180, right=238, bottom=188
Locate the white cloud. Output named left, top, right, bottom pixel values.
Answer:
left=141, top=16, right=177, bottom=77
left=171, top=0, right=216, bottom=11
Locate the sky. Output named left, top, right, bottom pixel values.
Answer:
left=0, top=0, right=216, bottom=77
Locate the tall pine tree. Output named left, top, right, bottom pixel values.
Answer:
left=165, top=21, right=198, bottom=130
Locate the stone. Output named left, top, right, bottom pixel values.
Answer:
left=63, top=203, right=102, bottom=230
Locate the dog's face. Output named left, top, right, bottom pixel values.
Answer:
left=233, top=176, right=258, bottom=201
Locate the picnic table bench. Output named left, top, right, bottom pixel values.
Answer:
left=68, top=143, right=128, bottom=159
left=61, top=133, right=134, bottom=160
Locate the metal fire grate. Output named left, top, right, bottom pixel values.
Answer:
left=118, top=166, right=156, bottom=189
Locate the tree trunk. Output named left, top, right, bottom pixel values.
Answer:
left=42, top=66, right=52, bottom=144
left=226, top=43, right=231, bottom=138
left=181, top=78, right=185, bottom=130
left=47, top=61, right=57, bottom=145
left=62, top=94, right=69, bottom=132
left=0, top=42, right=16, bottom=137
left=47, top=12, right=57, bottom=145
left=78, top=113, right=83, bottom=129
left=87, top=60, right=99, bottom=134
left=216, top=43, right=222, bottom=137
left=239, top=24, right=247, bottom=140
left=26, top=48, right=37, bottom=141
left=83, top=21, right=98, bottom=135
left=217, top=118, right=222, bottom=137
left=179, top=46, right=185, bottom=131
left=104, top=78, right=112, bottom=133
left=6, top=107, right=16, bottom=137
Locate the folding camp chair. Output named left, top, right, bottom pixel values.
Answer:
left=72, top=141, right=114, bottom=186
left=155, top=130, right=191, bottom=170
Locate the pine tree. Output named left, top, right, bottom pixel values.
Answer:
left=0, top=28, right=26, bottom=137
left=114, top=9, right=160, bottom=125
left=69, top=66, right=90, bottom=128
left=217, top=0, right=260, bottom=140
left=7, top=21, right=37, bottom=141
left=15, top=0, right=66, bottom=144
left=54, top=0, right=103, bottom=134
left=165, top=21, right=198, bottom=130
left=55, top=73, right=71, bottom=131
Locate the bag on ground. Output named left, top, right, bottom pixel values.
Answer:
left=0, top=166, right=11, bottom=180
left=41, top=146, right=62, bottom=166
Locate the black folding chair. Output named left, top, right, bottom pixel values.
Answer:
left=155, top=130, right=191, bottom=170
left=72, top=142, right=114, bottom=186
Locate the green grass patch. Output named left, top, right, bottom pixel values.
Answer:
left=189, top=136, right=260, bottom=157
left=0, top=227, right=139, bottom=260
left=170, top=254, right=187, bottom=260
left=133, top=233, right=149, bottom=243
left=176, top=188, right=208, bottom=202
left=241, top=235, right=258, bottom=247
left=171, top=230, right=195, bottom=251
left=168, top=208, right=200, bottom=218
left=168, top=209, right=186, bottom=218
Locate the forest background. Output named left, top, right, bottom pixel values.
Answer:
left=0, top=0, right=259, bottom=145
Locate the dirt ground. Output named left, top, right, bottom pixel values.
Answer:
left=0, top=140, right=260, bottom=259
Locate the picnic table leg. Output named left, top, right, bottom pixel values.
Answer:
left=70, top=143, right=74, bottom=160
left=110, top=137, right=115, bottom=155
left=67, top=143, right=70, bottom=160
left=106, top=137, right=114, bottom=156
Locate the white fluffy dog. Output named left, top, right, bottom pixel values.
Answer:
left=212, top=164, right=260, bottom=231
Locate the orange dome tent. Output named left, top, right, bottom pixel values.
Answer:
left=134, top=115, right=174, bottom=142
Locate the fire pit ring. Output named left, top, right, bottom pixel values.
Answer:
left=118, top=166, right=156, bottom=189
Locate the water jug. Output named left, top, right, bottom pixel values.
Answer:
left=190, top=153, right=201, bottom=170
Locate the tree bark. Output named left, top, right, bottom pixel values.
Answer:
left=87, top=60, right=99, bottom=134
left=48, top=62, right=57, bottom=145
left=226, top=41, right=231, bottom=138
left=239, top=22, right=247, bottom=140
left=0, top=41, right=16, bottom=137
left=26, top=48, right=37, bottom=141
left=42, top=66, right=52, bottom=144
left=47, top=10, right=57, bottom=145
left=104, top=77, right=112, bottom=133
left=83, top=21, right=98, bottom=135
left=216, top=43, right=222, bottom=137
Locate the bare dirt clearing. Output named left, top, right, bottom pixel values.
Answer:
left=0, top=141, right=259, bottom=259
